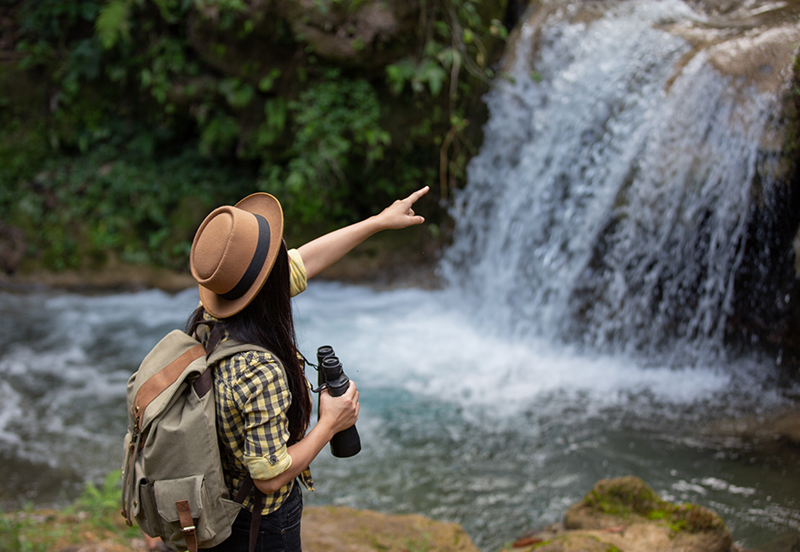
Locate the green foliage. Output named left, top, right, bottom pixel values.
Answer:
left=0, top=512, right=48, bottom=552
left=199, top=112, right=240, bottom=155
left=95, top=0, right=130, bottom=49
left=259, top=72, right=391, bottom=226
left=3, top=0, right=506, bottom=273
left=0, top=471, right=138, bottom=552
left=383, top=0, right=507, bottom=200
left=386, top=58, right=418, bottom=94
left=219, top=77, right=255, bottom=109
left=388, top=58, right=448, bottom=96
left=16, top=1, right=100, bottom=42
left=258, top=68, right=282, bottom=92
left=197, top=0, right=248, bottom=11
left=385, top=0, right=506, bottom=98
left=70, top=470, right=129, bottom=529
left=2, top=143, right=256, bottom=270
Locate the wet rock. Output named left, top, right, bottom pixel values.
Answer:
left=796, top=227, right=800, bottom=282
left=510, top=476, right=733, bottom=552
left=706, top=407, right=800, bottom=449
left=187, top=0, right=424, bottom=73
left=0, top=222, right=25, bottom=274
left=301, top=505, right=480, bottom=552
left=753, top=530, right=800, bottom=552
left=278, top=0, right=419, bottom=66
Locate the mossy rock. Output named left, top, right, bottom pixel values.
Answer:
left=581, top=476, right=663, bottom=520
left=565, top=476, right=727, bottom=536
left=512, top=477, right=732, bottom=552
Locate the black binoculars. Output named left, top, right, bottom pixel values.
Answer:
left=316, top=345, right=361, bottom=458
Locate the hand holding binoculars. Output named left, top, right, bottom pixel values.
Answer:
left=316, top=345, right=361, bottom=458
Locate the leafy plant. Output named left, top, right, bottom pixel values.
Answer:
left=0, top=471, right=139, bottom=552
left=95, top=0, right=130, bottom=49
left=70, top=470, right=125, bottom=527
left=3, top=0, right=507, bottom=273
left=384, top=0, right=507, bottom=200
left=259, top=71, right=391, bottom=226
left=0, top=512, right=45, bottom=552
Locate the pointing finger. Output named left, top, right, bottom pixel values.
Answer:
left=404, top=186, right=430, bottom=205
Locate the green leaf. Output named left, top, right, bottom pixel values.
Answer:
left=490, top=19, right=509, bottom=39
left=264, top=98, right=287, bottom=132
left=219, top=78, right=254, bottom=108
left=140, top=68, right=152, bottom=87
left=418, top=59, right=447, bottom=96
left=258, top=68, right=282, bottom=92
left=95, top=0, right=130, bottom=50
left=462, top=28, right=474, bottom=44
left=352, top=37, right=366, bottom=52
left=436, top=47, right=460, bottom=70
left=385, top=58, right=416, bottom=95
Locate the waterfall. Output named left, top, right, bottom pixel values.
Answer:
left=442, top=0, right=790, bottom=365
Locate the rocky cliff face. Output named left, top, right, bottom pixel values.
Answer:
left=490, top=0, right=800, bottom=369
left=670, top=0, right=800, bottom=370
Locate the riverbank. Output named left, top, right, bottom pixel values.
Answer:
left=0, top=227, right=444, bottom=294
left=4, top=475, right=799, bottom=552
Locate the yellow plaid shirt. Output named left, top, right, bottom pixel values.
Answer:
left=210, top=249, right=313, bottom=515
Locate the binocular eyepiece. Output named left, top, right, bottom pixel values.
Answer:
left=317, top=345, right=361, bottom=458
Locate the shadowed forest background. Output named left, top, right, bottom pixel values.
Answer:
left=0, top=0, right=511, bottom=273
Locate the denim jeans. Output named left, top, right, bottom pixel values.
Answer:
left=206, top=484, right=303, bottom=552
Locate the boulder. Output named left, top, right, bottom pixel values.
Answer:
left=276, top=0, right=419, bottom=66
left=301, top=505, right=480, bottom=552
left=705, top=407, right=800, bottom=450
left=509, top=476, right=733, bottom=552
left=0, top=222, right=25, bottom=274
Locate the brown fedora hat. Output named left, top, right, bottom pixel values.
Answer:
left=190, top=192, right=284, bottom=318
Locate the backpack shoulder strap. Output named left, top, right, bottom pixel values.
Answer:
left=206, top=338, right=270, bottom=365
left=183, top=333, right=271, bottom=397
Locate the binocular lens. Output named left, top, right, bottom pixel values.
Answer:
left=322, top=356, right=342, bottom=378
left=317, top=345, right=335, bottom=362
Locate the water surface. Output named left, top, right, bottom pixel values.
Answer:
left=0, top=283, right=797, bottom=551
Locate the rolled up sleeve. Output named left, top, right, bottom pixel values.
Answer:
left=288, top=248, right=307, bottom=297
left=244, top=444, right=292, bottom=480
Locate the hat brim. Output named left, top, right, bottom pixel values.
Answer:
left=199, top=193, right=284, bottom=319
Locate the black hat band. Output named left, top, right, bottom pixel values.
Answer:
left=220, top=213, right=271, bottom=301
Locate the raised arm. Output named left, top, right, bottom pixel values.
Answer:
left=296, top=186, right=430, bottom=279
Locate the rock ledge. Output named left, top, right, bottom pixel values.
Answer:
left=507, top=476, right=734, bottom=552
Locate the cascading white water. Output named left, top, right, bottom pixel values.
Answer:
left=442, top=0, right=780, bottom=363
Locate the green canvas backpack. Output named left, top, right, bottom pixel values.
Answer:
left=121, top=329, right=267, bottom=552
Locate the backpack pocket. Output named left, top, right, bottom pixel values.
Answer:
left=134, top=479, right=159, bottom=537
left=153, top=474, right=214, bottom=547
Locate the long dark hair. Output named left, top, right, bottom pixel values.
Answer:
left=186, top=242, right=311, bottom=446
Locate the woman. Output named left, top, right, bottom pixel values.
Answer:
left=183, top=186, right=429, bottom=552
